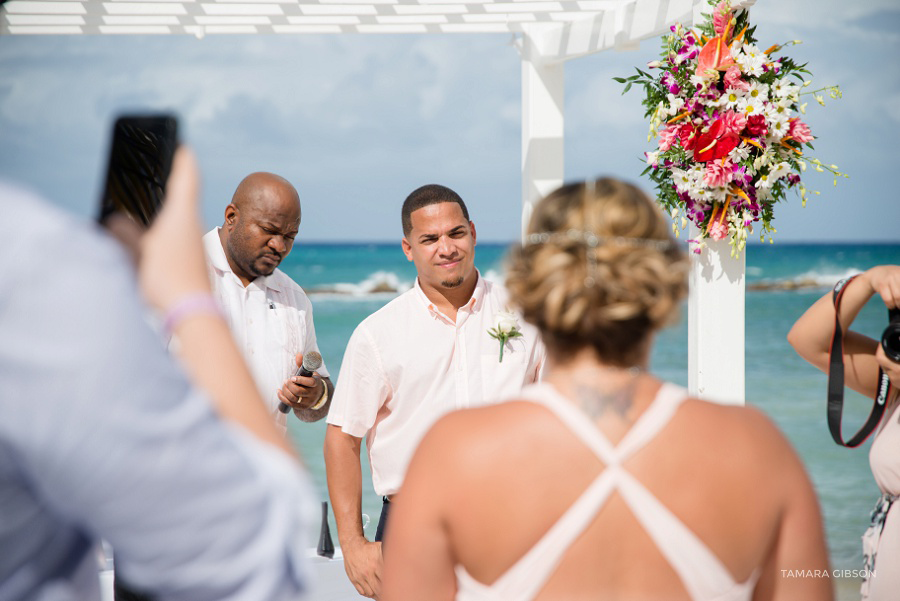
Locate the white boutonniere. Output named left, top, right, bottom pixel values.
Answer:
left=487, top=310, right=523, bottom=363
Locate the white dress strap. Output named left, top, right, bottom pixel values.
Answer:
left=454, top=382, right=757, bottom=601
left=455, top=382, right=688, bottom=600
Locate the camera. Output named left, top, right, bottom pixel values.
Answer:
left=883, top=308, right=900, bottom=362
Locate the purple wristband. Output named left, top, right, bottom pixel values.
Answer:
left=163, top=294, right=223, bottom=337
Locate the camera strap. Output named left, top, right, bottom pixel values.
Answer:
left=827, top=276, right=889, bottom=447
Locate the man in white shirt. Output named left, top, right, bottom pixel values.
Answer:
left=325, top=184, right=546, bottom=599
left=205, top=172, right=333, bottom=428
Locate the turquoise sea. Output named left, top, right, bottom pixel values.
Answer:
left=283, top=241, right=899, bottom=570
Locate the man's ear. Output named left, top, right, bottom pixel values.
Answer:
left=224, top=204, right=239, bottom=230
left=469, top=221, right=477, bottom=246
left=401, top=237, right=413, bottom=262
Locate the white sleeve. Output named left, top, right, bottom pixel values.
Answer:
left=326, top=324, right=390, bottom=438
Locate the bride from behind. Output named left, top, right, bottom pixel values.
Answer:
left=382, top=177, right=832, bottom=601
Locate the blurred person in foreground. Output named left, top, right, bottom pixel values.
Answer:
left=325, top=184, right=546, bottom=599
left=788, top=265, right=900, bottom=600
left=382, top=177, right=832, bottom=601
left=205, top=172, right=333, bottom=430
left=0, top=148, right=315, bottom=601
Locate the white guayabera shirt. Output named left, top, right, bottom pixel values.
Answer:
left=203, top=228, right=329, bottom=428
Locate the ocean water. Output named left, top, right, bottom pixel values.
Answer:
left=284, top=241, right=899, bottom=569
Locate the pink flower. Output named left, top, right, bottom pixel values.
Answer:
left=712, top=1, right=731, bottom=35
left=704, top=160, right=734, bottom=188
left=788, top=119, right=815, bottom=143
left=746, top=114, right=768, bottom=137
left=721, top=110, right=747, bottom=136
left=724, top=66, right=750, bottom=91
left=708, top=220, right=729, bottom=240
left=658, top=124, right=680, bottom=151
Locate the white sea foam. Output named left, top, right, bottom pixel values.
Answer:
left=310, top=270, right=412, bottom=298
left=749, top=267, right=863, bottom=291
left=309, top=268, right=508, bottom=299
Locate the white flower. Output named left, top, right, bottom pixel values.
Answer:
left=755, top=172, right=777, bottom=190
left=768, top=161, right=791, bottom=181
left=645, top=150, right=660, bottom=166
left=764, top=98, right=792, bottom=126
left=721, top=88, right=746, bottom=110
left=753, top=150, right=775, bottom=172
left=774, top=81, right=801, bottom=101
left=671, top=167, right=694, bottom=194
left=662, top=93, right=685, bottom=117
left=767, top=118, right=790, bottom=141
left=730, top=143, right=752, bottom=162
left=488, top=311, right=523, bottom=362
left=737, top=81, right=768, bottom=116
left=690, top=73, right=710, bottom=92
left=746, top=81, right=769, bottom=103
left=492, top=311, right=519, bottom=336
left=736, top=43, right=766, bottom=77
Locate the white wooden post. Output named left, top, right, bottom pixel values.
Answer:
left=520, top=28, right=564, bottom=239
left=687, top=224, right=745, bottom=405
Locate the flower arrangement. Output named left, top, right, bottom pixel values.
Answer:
left=616, top=0, right=845, bottom=256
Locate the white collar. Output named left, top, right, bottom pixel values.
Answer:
left=204, top=227, right=283, bottom=292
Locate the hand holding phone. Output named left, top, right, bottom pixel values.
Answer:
left=99, top=114, right=178, bottom=229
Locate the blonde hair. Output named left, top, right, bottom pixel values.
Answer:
left=506, top=177, right=688, bottom=366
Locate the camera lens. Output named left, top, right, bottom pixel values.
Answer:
left=884, top=310, right=900, bottom=362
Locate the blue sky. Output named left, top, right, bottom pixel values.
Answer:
left=0, top=0, right=898, bottom=243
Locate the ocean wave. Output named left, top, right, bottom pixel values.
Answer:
left=307, top=268, right=506, bottom=298
left=308, top=271, right=413, bottom=296
left=748, top=268, right=862, bottom=291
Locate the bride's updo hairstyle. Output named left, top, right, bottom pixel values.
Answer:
left=506, top=177, right=688, bottom=366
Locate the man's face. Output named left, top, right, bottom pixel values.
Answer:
left=223, top=185, right=301, bottom=285
left=402, top=202, right=476, bottom=292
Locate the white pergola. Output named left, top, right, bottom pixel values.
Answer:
left=2, top=0, right=752, bottom=405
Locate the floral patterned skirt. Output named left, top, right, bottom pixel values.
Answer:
left=861, top=493, right=898, bottom=600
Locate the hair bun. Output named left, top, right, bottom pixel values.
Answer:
left=506, top=177, right=688, bottom=365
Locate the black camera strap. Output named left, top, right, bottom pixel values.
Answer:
left=827, top=276, right=890, bottom=447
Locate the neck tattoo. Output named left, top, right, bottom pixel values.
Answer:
left=573, top=367, right=642, bottom=419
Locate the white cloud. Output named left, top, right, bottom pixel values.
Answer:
left=0, top=2, right=897, bottom=241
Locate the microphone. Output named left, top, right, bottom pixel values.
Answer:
left=277, top=351, right=323, bottom=414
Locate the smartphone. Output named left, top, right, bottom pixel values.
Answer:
left=98, top=114, right=178, bottom=229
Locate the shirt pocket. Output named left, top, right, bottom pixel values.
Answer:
left=480, top=336, right=529, bottom=404
left=266, top=303, right=300, bottom=379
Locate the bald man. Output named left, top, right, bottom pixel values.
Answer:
left=203, top=172, right=333, bottom=429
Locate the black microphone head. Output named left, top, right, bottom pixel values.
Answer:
left=302, top=351, right=323, bottom=373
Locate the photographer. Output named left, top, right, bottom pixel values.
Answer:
left=788, top=265, right=900, bottom=601
left=0, top=149, right=315, bottom=600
